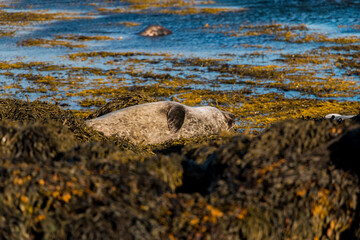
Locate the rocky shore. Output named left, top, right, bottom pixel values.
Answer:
left=1, top=97, right=360, bottom=239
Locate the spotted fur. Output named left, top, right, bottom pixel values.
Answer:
left=86, top=101, right=235, bottom=145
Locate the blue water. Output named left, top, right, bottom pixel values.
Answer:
left=1, top=0, right=360, bottom=108
left=2, top=0, right=360, bottom=54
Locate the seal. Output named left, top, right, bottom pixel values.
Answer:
left=325, top=113, right=356, bottom=122
left=138, top=25, right=173, bottom=37
left=85, top=101, right=235, bottom=145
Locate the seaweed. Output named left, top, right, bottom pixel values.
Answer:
left=0, top=120, right=75, bottom=163
left=0, top=141, right=179, bottom=239
left=95, top=0, right=246, bottom=15
left=0, top=98, right=142, bottom=153
left=179, top=119, right=359, bottom=239
left=1, top=99, right=360, bottom=239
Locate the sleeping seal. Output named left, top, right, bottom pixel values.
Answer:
left=325, top=113, right=356, bottom=122
left=138, top=25, right=172, bottom=37
left=85, top=101, right=235, bottom=145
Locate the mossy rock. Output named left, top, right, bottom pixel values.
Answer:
left=0, top=120, right=76, bottom=163
left=0, top=98, right=143, bottom=153
left=58, top=141, right=184, bottom=191
left=246, top=119, right=347, bottom=160
left=150, top=193, right=239, bottom=239
left=203, top=119, right=359, bottom=239
left=144, top=154, right=183, bottom=191
left=0, top=140, right=184, bottom=239
left=0, top=159, right=166, bottom=239
left=177, top=134, right=250, bottom=194
left=166, top=119, right=360, bottom=239
left=1, top=97, right=360, bottom=239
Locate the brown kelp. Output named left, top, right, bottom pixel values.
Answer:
left=1, top=98, right=360, bottom=239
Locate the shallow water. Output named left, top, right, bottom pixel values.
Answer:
left=1, top=0, right=360, bottom=127
left=3, top=0, right=360, bottom=55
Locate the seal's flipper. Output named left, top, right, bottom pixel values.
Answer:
left=167, top=104, right=186, bottom=133
left=222, top=111, right=236, bottom=130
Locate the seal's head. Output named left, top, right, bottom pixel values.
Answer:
left=138, top=25, right=173, bottom=37
left=221, top=110, right=236, bottom=130
left=325, top=114, right=343, bottom=120
left=325, top=113, right=356, bottom=123
left=166, top=103, right=236, bottom=134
